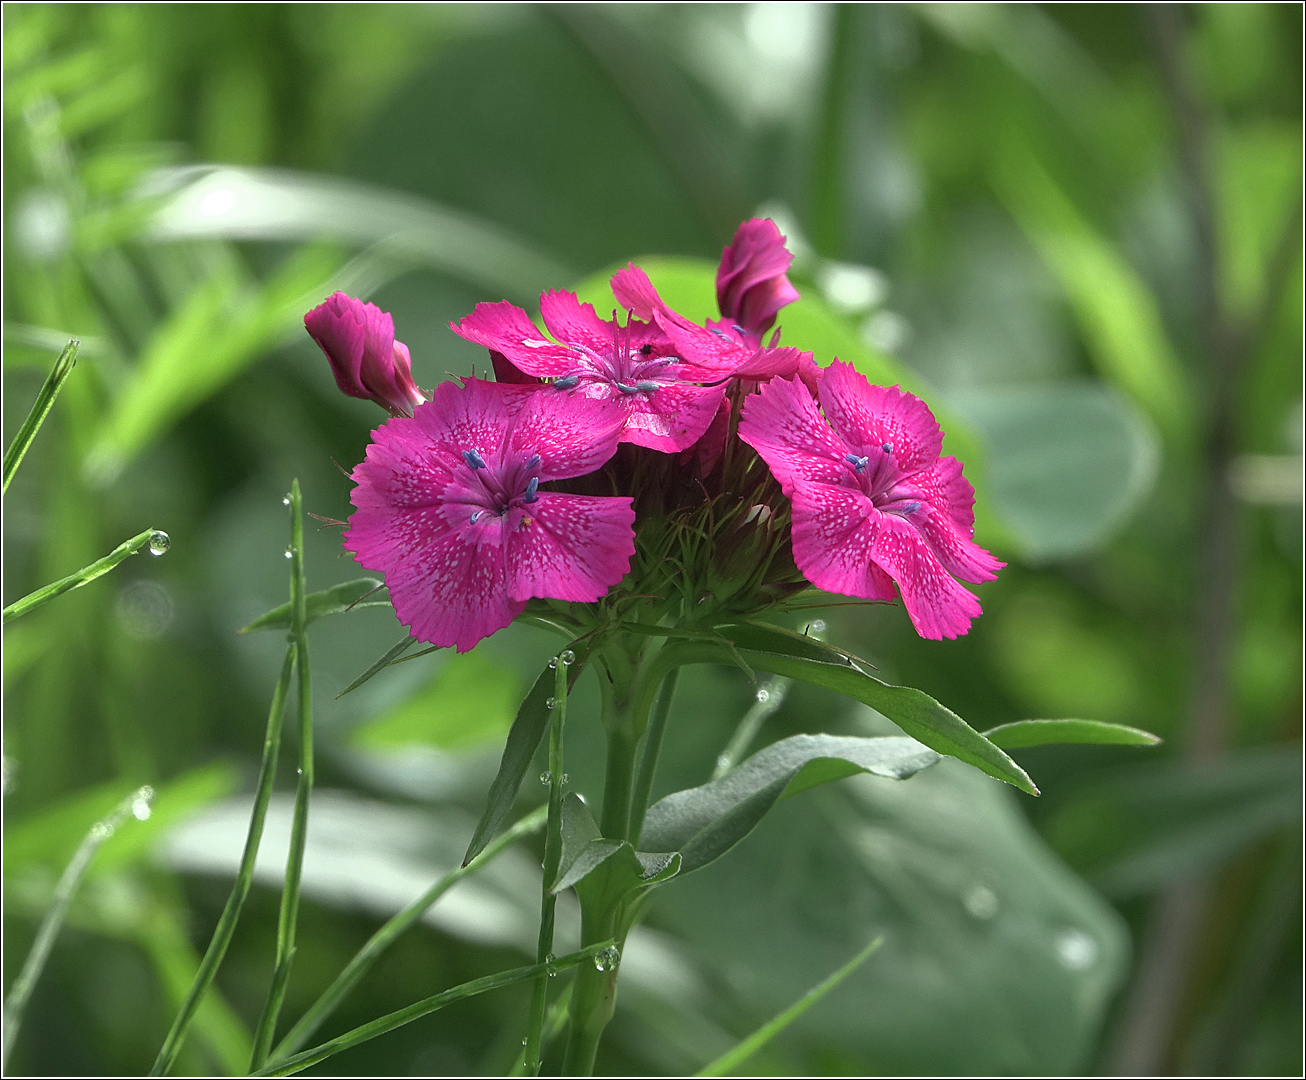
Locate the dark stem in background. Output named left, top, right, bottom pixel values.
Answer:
left=1108, top=7, right=1299, bottom=1074
left=812, top=3, right=855, bottom=258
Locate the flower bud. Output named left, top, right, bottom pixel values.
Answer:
left=305, top=292, right=425, bottom=416
left=716, top=219, right=801, bottom=338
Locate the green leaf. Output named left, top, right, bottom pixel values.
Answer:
left=695, top=937, right=883, bottom=1077
left=2, top=337, right=78, bottom=495
left=238, top=577, right=386, bottom=634
left=352, top=649, right=522, bottom=751
left=335, top=635, right=419, bottom=698
left=549, top=793, right=681, bottom=896
left=983, top=719, right=1161, bottom=749
left=712, top=623, right=1038, bottom=795
left=642, top=734, right=940, bottom=875
left=462, top=641, right=591, bottom=866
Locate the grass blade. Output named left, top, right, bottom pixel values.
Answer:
left=3, top=785, right=154, bottom=1070
left=250, top=943, right=616, bottom=1077
left=984, top=719, right=1162, bottom=748
left=695, top=937, right=884, bottom=1077
left=266, top=805, right=548, bottom=1065
left=2, top=338, right=78, bottom=495
left=249, top=481, right=315, bottom=1070
left=335, top=634, right=418, bottom=698
left=149, top=645, right=296, bottom=1076
left=2, top=527, right=168, bottom=624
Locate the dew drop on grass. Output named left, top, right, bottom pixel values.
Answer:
left=545, top=697, right=556, bottom=709
left=284, top=547, right=294, bottom=560
left=546, top=954, right=558, bottom=977
left=540, top=771, right=552, bottom=786
left=755, top=688, right=770, bottom=703
left=147, top=531, right=170, bottom=556
left=593, top=945, right=620, bottom=972
left=282, top=496, right=291, bottom=506
left=809, top=618, right=827, bottom=635
left=548, top=657, right=558, bottom=669
left=1053, top=928, right=1098, bottom=971
left=560, top=649, right=575, bottom=665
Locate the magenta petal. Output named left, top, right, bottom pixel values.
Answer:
left=410, top=378, right=533, bottom=469
left=539, top=291, right=614, bottom=355
left=716, top=219, right=800, bottom=334
left=507, top=493, right=635, bottom=603
left=789, top=483, right=898, bottom=602
left=306, top=292, right=369, bottom=397
left=681, top=396, right=731, bottom=476
left=451, top=300, right=573, bottom=377
left=609, top=264, right=663, bottom=322
left=737, top=376, right=848, bottom=491
left=657, top=314, right=747, bottom=379
left=904, top=502, right=1004, bottom=585
left=901, top=456, right=976, bottom=534
left=508, top=390, right=625, bottom=481
left=616, top=381, right=724, bottom=452
left=818, top=362, right=943, bottom=474
left=869, top=512, right=983, bottom=640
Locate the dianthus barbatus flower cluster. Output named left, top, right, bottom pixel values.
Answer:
left=305, top=219, right=1002, bottom=652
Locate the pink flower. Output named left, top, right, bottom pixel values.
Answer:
left=738, top=362, right=1003, bottom=640
left=345, top=378, right=635, bottom=652
left=715, top=218, right=801, bottom=339
left=451, top=292, right=724, bottom=453
left=305, top=292, right=426, bottom=417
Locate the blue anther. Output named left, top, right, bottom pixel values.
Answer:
left=462, top=449, right=487, bottom=469
left=553, top=374, right=580, bottom=390
left=616, top=382, right=640, bottom=394
left=635, top=380, right=659, bottom=392
left=709, top=327, right=728, bottom=339
left=523, top=476, right=540, bottom=503
left=845, top=453, right=869, bottom=473
left=524, top=453, right=542, bottom=470
left=470, top=510, right=483, bottom=524
left=901, top=501, right=921, bottom=515
left=881, top=442, right=893, bottom=455
left=731, top=323, right=745, bottom=336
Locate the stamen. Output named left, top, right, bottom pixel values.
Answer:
left=635, top=380, right=659, bottom=392
left=730, top=323, right=745, bottom=336
left=616, top=382, right=641, bottom=394
left=900, top=501, right=921, bottom=515
left=523, top=476, right=540, bottom=503
left=709, top=327, right=728, bottom=339
left=845, top=453, right=869, bottom=473
left=881, top=442, right=893, bottom=455
left=524, top=453, right=542, bottom=470
left=462, top=449, right=487, bottom=469
left=470, top=510, right=483, bottom=524
left=553, top=374, right=580, bottom=390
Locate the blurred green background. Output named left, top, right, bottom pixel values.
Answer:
left=2, top=3, right=1300, bottom=1076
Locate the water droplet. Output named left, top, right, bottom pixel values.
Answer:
left=560, top=773, right=569, bottom=785
left=809, top=619, right=827, bottom=635
left=540, top=771, right=552, bottom=786
left=131, top=786, right=155, bottom=821
left=593, top=945, right=620, bottom=972
left=545, top=697, right=557, bottom=709
left=1053, top=928, right=1098, bottom=971
left=546, top=954, right=558, bottom=977
left=284, top=548, right=293, bottom=560
left=716, top=754, right=731, bottom=772
left=282, top=497, right=290, bottom=506
left=963, top=883, right=999, bottom=920
left=147, top=531, right=170, bottom=557
left=548, top=657, right=558, bottom=669
left=755, top=688, right=770, bottom=704
left=560, top=649, right=575, bottom=665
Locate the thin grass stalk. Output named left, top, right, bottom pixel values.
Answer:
left=523, top=653, right=570, bottom=1074
left=249, top=481, right=315, bottom=1069
left=3, top=785, right=154, bottom=1070
left=711, top=675, right=790, bottom=780
left=509, top=983, right=574, bottom=1076
left=628, top=668, right=679, bottom=845
left=2, top=527, right=165, bottom=623
left=267, top=805, right=548, bottom=1065
left=149, top=645, right=296, bottom=1076
left=249, top=944, right=615, bottom=1078
left=2, top=338, right=78, bottom=494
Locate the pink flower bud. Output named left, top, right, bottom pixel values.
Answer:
left=716, top=219, right=801, bottom=338
left=305, top=292, right=425, bottom=417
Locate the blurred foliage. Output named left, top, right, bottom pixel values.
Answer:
left=2, top=3, right=1300, bottom=1077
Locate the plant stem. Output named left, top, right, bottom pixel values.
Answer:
left=2, top=527, right=164, bottom=623
left=711, top=675, right=789, bottom=780
left=267, top=806, right=547, bottom=1066
left=3, top=785, right=154, bottom=1071
left=2, top=338, right=78, bottom=495
left=599, top=728, right=638, bottom=842
left=629, top=668, right=679, bottom=845
left=249, top=481, right=315, bottom=1070
left=150, top=646, right=296, bottom=1076
left=250, top=944, right=615, bottom=1078
left=523, top=654, right=570, bottom=1075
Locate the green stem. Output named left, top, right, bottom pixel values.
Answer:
left=561, top=909, right=620, bottom=1078
left=250, top=944, right=615, bottom=1078
left=249, top=481, right=315, bottom=1071
left=599, top=728, right=638, bottom=841
left=4, top=785, right=154, bottom=1071
left=711, top=675, right=790, bottom=780
left=2, top=527, right=166, bottom=623
left=266, top=806, right=547, bottom=1066
left=3, top=338, right=78, bottom=495
left=523, top=653, right=571, bottom=1075
left=150, top=646, right=296, bottom=1076
left=629, top=668, right=680, bottom=845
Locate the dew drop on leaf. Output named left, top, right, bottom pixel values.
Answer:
left=148, top=531, right=170, bottom=557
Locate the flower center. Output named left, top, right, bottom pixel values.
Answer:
left=844, top=442, right=918, bottom=516
left=460, top=449, right=541, bottom=522
left=551, top=319, right=679, bottom=395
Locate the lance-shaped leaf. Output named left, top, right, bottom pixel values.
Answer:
left=983, top=719, right=1161, bottom=749
left=642, top=735, right=940, bottom=875
left=462, top=642, right=591, bottom=866
left=238, top=578, right=387, bottom=634
left=712, top=623, right=1038, bottom=795
left=547, top=794, right=679, bottom=895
